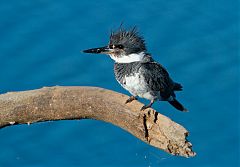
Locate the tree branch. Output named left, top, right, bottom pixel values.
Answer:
left=0, top=86, right=195, bottom=157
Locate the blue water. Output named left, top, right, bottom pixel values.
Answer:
left=0, top=0, right=239, bottom=166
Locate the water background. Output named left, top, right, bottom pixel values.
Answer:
left=0, top=0, right=239, bottom=166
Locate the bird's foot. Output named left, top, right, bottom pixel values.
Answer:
left=125, top=96, right=137, bottom=104
left=140, top=104, right=152, bottom=111
left=140, top=100, right=154, bottom=111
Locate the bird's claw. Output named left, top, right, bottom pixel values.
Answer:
left=140, top=105, right=151, bottom=111
left=140, top=100, right=154, bottom=111
left=125, top=96, right=137, bottom=104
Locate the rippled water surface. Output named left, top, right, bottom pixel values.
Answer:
left=0, top=0, right=239, bottom=166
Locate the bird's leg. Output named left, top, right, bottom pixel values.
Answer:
left=125, top=96, right=138, bottom=104
left=140, top=100, right=155, bottom=111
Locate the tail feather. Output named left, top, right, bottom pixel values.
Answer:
left=174, top=83, right=183, bottom=91
left=168, top=99, right=188, bottom=112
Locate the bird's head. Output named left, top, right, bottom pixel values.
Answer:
left=83, top=27, right=147, bottom=63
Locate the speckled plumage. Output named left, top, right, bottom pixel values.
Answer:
left=114, top=57, right=177, bottom=101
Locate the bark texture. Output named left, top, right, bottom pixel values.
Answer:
left=0, top=86, right=196, bottom=157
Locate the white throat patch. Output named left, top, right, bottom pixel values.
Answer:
left=109, top=52, right=145, bottom=63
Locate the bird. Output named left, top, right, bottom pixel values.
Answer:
left=83, top=27, right=188, bottom=112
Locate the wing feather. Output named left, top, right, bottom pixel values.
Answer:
left=140, top=62, right=175, bottom=99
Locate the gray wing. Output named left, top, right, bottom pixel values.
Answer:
left=140, top=62, right=175, bottom=99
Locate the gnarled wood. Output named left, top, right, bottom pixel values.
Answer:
left=0, top=86, right=195, bottom=157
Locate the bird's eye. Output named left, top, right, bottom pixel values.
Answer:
left=117, top=45, right=124, bottom=49
left=109, top=44, right=113, bottom=49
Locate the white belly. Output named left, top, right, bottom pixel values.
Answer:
left=122, top=73, right=157, bottom=100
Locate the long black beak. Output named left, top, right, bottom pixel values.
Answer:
left=82, top=46, right=111, bottom=54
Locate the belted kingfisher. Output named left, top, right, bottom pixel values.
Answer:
left=83, top=27, right=187, bottom=112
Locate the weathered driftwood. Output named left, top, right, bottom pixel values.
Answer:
left=0, top=86, right=195, bottom=157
